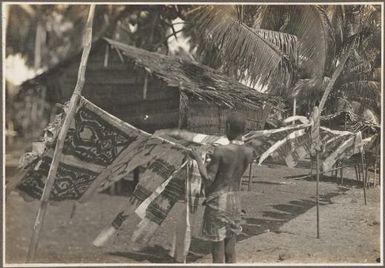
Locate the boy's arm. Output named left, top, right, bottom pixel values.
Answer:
left=155, top=129, right=196, bottom=142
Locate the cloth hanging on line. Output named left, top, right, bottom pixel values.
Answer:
left=131, top=160, right=188, bottom=245
left=244, top=124, right=365, bottom=172
left=16, top=97, right=189, bottom=202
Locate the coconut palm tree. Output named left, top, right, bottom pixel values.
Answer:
left=7, top=4, right=380, bottom=122
left=182, top=4, right=381, bottom=122
left=5, top=4, right=182, bottom=69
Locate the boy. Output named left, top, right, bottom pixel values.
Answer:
left=190, top=112, right=254, bottom=263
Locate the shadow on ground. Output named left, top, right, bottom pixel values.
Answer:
left=109, top=245, right=174, bottom=263
left=108, top=185, right=347, bottom=263
left=302, top=174, right=365, bottom=188
left=99, top=163, right=352, bottom=264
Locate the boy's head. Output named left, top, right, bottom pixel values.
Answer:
left=225, top=112, right=246, bottom=141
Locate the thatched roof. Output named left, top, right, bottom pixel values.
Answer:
left=104, top=38, right=284, bottom=110
left=19, top=38, right=285, bottom=111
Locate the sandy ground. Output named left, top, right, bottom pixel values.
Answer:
left=196, top=187, right=381, bottom=264
left=4, top=160, right=381, bottom=265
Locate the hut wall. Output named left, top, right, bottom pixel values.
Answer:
left=19, top=40, right=277, bottom=137
left=185, top=99, right=270, bottom=135
left=45, top=42, right=180, bottom=133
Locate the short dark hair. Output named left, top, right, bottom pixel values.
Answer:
left=226, top=112, right=246, bottom=140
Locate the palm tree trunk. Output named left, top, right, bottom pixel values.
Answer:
left=319, top=46, right=354, bottom=112
left=34, top=21, right=43, bottom=69
left=34, top=7, right=46, bottom=70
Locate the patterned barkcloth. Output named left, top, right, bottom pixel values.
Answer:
left=16, top=96, right=195, bottom=246
left=17, top=97, right=189, bottom=202
left=201, top=191, right=242, bottom=242
left=16, top=102, right=367, bottom=247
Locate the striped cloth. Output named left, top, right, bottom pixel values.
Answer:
left=126, top=125, right=365, bottom=247
left=201, top=191, right=242, bottom=242
left=310, top=106, right=321, bottom=156
left=246, top=125, right=364, bottom=172
left=323, top=131, right=363, bottom=171
left=169, top=124, right=365, bottom=173
left=243, top=123, right=311, bottom=167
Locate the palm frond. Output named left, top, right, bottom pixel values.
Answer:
left=339, top=80, right=381, bottom=110
left=255, top=5, right=335, bottom=77
left=254, top=28, right=298, bottom=65
left=292, top=78, right=322, bottom=97
left=340, top=60, right=374, bottom=83
left=326, top=5, right=345, bottom=51
left=187, top=5, right=297, bottom=86
left=255, top=5, right=291, bottom=32
left=286, top=5, right=336, bottom=77
left=291, top=77, right=330, bottom=98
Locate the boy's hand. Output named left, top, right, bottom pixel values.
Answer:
left=154, top=129, right=171, bottom=137
left=189, top=149, right=201, bottom=161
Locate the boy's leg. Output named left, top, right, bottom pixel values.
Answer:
left=224, top=234, right=237, bottom=263
left=211, top=240, right=225, bottom=263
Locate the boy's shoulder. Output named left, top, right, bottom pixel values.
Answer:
left=215, top=143, right=253, bottom=156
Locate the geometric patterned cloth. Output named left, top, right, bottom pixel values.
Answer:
left=17, top=101, right=365, bottom=248
left=17, top=97, right=189, bottom=202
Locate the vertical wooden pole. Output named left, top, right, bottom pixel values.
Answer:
left=354, top=165, right=359, bottom=181
left=364, top=159, right=369, bottom=187
left=173, top=160, right=191, bottom=263
left=374, top=155, right=378, bottom=186
left=310, top=158, right=313, bottom=179
left=184, top=161, right=191, bottom=262
left=312, top=45, right=352, bottom=240
left=27, top=5, right=95, bottom=262
left=143, top=72, right=148, bottom=100
left=292, top=97, right=296, bottom=125
left=361, top=151, right=367, bottom=205
left=340, top=162, right=344, bottom=185
left=316, top=151, right=320, bottom=239
left=248, top=162, right=253, bottom=191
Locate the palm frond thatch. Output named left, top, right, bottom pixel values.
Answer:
left=104, top=38, right=285, bottom=111
left=187, top=5, right=297, bottom=86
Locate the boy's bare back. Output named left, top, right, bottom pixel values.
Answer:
left=206, top=143, right=253, bottom=194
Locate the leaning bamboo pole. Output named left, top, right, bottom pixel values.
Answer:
left=313, top=45, right=354, bottom=239
left=27, top=5, right=95, bottom=261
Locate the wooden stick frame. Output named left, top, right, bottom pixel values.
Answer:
left=27, top=5, right=96, bottom=262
